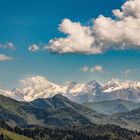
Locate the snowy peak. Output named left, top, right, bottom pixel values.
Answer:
left=66, top=80, right=102, bottom=96
left=102, top=79, right=122, bottom=92
left=103, top=79, right=140, bottom=93
left=16, top=76, right=68, bottom=101
left=86, top=80, right=102, bottom=90
left=0, top=76, right=140, bottom=102
left=1, top=76, right=102, bottom=101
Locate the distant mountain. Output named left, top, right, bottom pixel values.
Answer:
left=101, top=79, right=140, bottom=102
left=0, top=94, right=111, bottom=128
left=103, top=79, right=140, bottom=92
left=111, top=107, right=140, bottom=130
left=82, top=99, right=140, bottom=114
left=1, top=76, right=140, bottom=103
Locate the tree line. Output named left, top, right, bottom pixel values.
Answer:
left=0, top=121, right=140, bottom=140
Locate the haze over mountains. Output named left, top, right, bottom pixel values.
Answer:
left=0, top=76, right=140, bottom=103
left=82, top=99, right=140, bottom=115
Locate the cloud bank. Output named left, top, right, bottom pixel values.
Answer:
left=0, top=54, right=14, bottom=61
left=47, top=0, right=140, bottom=54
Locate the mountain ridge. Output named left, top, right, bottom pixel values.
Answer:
left=0, top=94, right=108, bottom=128
left=82, top=99, right=140, bottom=114
left=0, top=76, right=140, bottom=103
left=0, top=94, right=140, bottom=131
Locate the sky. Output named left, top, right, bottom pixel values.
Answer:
left=0, top=0, right=140, bottom=89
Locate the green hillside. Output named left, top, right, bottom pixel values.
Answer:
left=0, top=94, right=140, bottom=131
left=0, top=94, right=111, bottom=127
left=0, top=128, right=32, bottom=140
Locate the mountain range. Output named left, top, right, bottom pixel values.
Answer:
left=0, top=76, right=140, bottom=103
left=0, top=94, right=140, bottom=131
left=0, top=94, right=108, bottom=128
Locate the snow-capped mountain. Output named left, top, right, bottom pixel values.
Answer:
left=101, top=79, right=140, bottom=102
left=14, top=76, right=102, bottom=102
left=0, top=76, right=140, bottom=103
left=102, top=79, right=140, bottom=93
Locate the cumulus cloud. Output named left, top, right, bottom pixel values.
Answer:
left=80, top=66, right=89, bottom=72
left=28, top=44, right=40, bottom=52
left=0, top=54, right=14, bottom=61
left=47, top=0, right=140, bottom=54
left=90, top=65, right=104, bottom=73
left=0, top=42, right=15, bottom=50
left=47, top=19, right=96, bottom=54
left=80, top=65, right=108, bottom=74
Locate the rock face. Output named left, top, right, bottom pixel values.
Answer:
left=0, top=76, right=140, bottom=103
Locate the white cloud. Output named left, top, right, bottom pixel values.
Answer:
left=47, top=0, right=140, bottom=54
left=0, top=42, right=15, bottom=50
left=80, top=65, right=108, bottom=74
left=0, top=54, right=14, bottom=61
left=113, top=0, right=140, bottom=19
left=80, top=66, right=89, bottom=72
left=46, top=18, right=96, bottom=54
left=90, top=65, right=103, bottom=73
left=122, top=68, right=137, bottom=76
left=28, top=44, right=40, bottom=52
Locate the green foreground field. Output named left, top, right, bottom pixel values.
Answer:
left=0, top=128, right=32, bottom=140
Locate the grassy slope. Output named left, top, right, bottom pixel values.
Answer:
left=0, top=128, right=32, bottom=140
left=0, top=95, right=41, bottom=126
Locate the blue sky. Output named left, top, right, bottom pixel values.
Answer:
left=0, top=0, right=140, bottom=89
